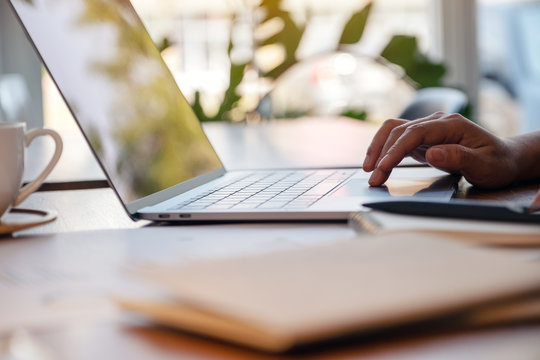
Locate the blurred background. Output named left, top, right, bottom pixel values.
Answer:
left=1, top=0, right=539, bottom=138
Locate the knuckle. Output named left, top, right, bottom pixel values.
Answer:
left=387, top=143, right=400, bottom=155
left=443, top=112, right=467, bottom=123
left=432, top=111, right=446, bottom=117
left=382, top=118, right=406, bottom=129
left=388, top=125, right=405, bottom=139
left=402, top=122, right=427, bottom=135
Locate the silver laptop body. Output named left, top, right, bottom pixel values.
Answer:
left=8, top=0, right=458, bottom=222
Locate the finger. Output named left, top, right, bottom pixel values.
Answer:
left=425, top=144, right=474, bottom=174
left=363, top=118, right=407, bottom=171
left=375, top=112, right=446, bottom=168
left=409, top=144, right=430, bottom=164
left=426, top=143, right=506, bottom=188
left=375, top=115, right=456, bottom=173
left=367, top=113, right=447, bottom=186
left=368, top=167, right=393, bottom=187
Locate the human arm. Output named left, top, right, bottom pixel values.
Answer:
left=363, top=112, right=540, bottom=188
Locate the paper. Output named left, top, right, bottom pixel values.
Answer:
left=350, top=211, right=540, bottom=246
left=123, top=231, right=540, bottom=352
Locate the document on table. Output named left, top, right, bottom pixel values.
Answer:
left=349, top=210, right=540, bottom=247
left=118, top=231, right=540, bottom=352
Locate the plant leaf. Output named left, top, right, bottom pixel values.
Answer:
left=341, top=109, right=367, bottom=121
left=258, top=0, right=304, bottom=79
left=380, top=35, right=417, bottom=70
left=339, top=1, right=373, bottom=45
left=156, top=36, right=172, bottom=53
left=211, top=62, right=247, bottom=121
left=191, top=91, right=208, bottom=122
left=381, top=35, right=446, bottom=88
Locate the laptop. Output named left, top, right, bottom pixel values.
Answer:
left=8, top=0, right=458, bottom=222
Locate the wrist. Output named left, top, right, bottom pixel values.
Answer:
left=507, top=130, right=540, bottom=183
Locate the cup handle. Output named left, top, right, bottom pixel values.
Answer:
left=13, top=128, right=63, bottom=206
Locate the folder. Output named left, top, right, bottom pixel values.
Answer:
left=117, top=231, right=540, bottom=352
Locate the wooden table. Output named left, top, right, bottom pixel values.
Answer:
left=7, top=186, right=540, bottom=360
left=4, top=118, right=540, bottom=360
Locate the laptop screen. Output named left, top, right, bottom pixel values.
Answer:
left=9, top=0, right=223, bottom=204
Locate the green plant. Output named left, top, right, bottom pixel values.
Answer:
left=192, top=38, right=248, bottom=122
left=191, top=0, right=446, bottom=122
left=380, top=35, right=446, bottom=89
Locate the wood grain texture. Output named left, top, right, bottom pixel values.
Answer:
left=14, top=188, right=143, bottom=235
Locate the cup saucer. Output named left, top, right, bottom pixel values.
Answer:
left=0, top=208, right=57, bottom=235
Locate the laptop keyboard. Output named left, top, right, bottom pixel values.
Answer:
left=171, top=169, right=355, bottom=211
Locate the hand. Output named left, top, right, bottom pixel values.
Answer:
left=363, top=112, right=521, bottom=188
left=532, top=189, right=540, bottom=212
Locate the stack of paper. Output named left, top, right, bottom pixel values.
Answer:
left=349, top=211, right=540, bottom=247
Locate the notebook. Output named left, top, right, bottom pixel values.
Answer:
left=8, top=0, right=458, bottom=222
left=118, top=231, right=540, bottom=352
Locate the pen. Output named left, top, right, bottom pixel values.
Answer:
left=362, top=199, right=540, bottom=224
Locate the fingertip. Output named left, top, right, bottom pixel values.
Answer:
left=363, top=155, right=374, bottom=172
left=368, top=168, right=388, bottom=187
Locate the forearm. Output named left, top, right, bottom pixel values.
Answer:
left=507, top=130, right=540, bottom=183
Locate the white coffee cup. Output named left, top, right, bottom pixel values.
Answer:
left=0, top=122, right=63, bottom=220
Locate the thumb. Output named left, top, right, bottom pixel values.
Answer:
left=425, top=144, right=477, bottom=174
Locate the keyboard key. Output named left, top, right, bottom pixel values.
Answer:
left=173, top=169, right=355, bottom=211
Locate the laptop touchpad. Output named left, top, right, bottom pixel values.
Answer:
left=331, top=180, right=393, bottom=198
left=331, top=174, right=457, bottom=199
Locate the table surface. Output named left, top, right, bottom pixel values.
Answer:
left=5, top=118, right=540, bottom=360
